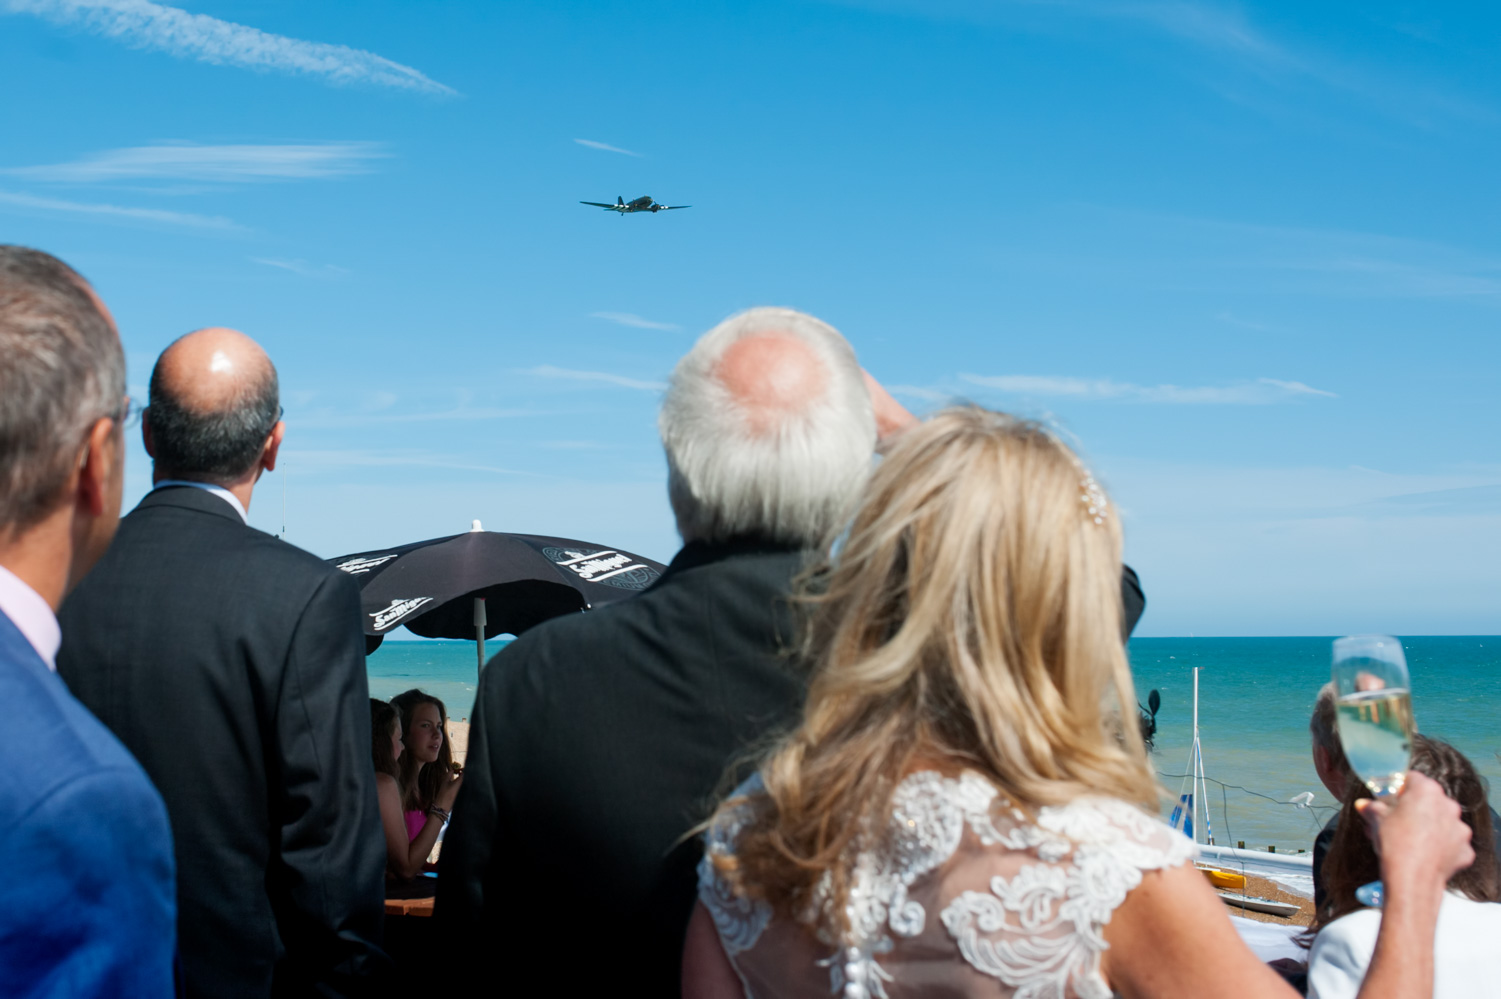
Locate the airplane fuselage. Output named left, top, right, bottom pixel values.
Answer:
left=605, top=196, right=657, bottom=213
left=580, top=195, right=690, bottom=214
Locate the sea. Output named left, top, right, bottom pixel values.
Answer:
left=368, top=635, right=1501, bottom=855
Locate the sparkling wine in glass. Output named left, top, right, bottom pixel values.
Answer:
left=1332, top=634, right=1415, bottom=907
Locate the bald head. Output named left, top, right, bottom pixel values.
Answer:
left=660, top=306, right=877, bottom=547
left=715, top=333, right=827, bottom=435
left=147, top=327, right=280, bottom=484
left=156, top=328, right=274, bottom=414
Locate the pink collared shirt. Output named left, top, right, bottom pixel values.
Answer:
left=0, top=563, right=60, bottom=671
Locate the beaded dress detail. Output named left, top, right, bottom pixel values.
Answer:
left=698, top=770, right=1195, bottom=999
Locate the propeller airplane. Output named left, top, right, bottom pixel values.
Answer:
left=580, top=195, right=691, bottom=214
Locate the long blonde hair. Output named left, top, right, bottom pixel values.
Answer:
left=717, top=407, right=1157, bottom=929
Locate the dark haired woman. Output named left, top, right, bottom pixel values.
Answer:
left=387, top=689, right=461, bottom=877
left=1306, top=735, right=1501, bottom=998
left=372, top=696, right=458, bottom=879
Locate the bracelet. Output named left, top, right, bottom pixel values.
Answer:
left=427, top=806, right=450, bottom=823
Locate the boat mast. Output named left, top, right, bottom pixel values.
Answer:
left=1173, top=665, right=1214, bottom=846
left=1193, top=667, right=1214, bottom=845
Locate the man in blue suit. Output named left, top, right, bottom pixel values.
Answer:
left=0, top=246, right=176, bottom=997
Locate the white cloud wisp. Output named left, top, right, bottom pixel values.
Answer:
left=0, top=188, right=240, bottom=229
left=2, top=0, right=455, bottom=95
left=6, top=141, right=388, bottom=183
left=589, top=311, right=680, bottom=331
left=574, top=138, right=642, bottom=157
left=251, top=258, right=351, bottom=278
left=529, top=365, right=667, bottom=392
left=961, top=373, right=1337, bottom=404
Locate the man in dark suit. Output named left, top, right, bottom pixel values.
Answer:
left=439, top=309, right=920, bottom=989
left=0, top=245, right=176, bottom=995
left=59, top=327, right=388, bottom=997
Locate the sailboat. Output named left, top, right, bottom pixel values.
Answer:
left=1172, top=665, right=1307, bottom=919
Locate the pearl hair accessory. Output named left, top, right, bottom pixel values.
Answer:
left=1043, top=423, right=1109, bottom=526
left=1080, top=472, right=1108, bottom=525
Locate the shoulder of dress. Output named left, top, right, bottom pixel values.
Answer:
left=703, top=773, right=766, bottom=846
left=1309, top=906, right=1380, bottom=973
left=697, top=772, right=773, bottom=957
left=1436, top=891, right=1501, bottom=928
left=1032, top=794, right=1196, bottom=868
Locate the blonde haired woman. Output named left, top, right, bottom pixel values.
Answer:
left=683, top=407, right=1471, bottom=999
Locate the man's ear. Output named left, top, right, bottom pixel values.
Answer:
left=77, top=417, right=117, bottom=517
left=261, top=420, right=286, bottom=473
left=141, top=408, right=156, bottom=458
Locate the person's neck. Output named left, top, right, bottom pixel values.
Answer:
left=0, top=512, right=75, bottom=612
left=153, top=470, right=257, bottom=513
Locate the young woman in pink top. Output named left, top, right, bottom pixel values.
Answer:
left=372, top=693, right=462, bottom=879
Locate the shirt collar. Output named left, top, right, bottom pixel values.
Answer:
left=0, top=564, right=61, bottom=671
left=153, top=480, right=249, bottom=523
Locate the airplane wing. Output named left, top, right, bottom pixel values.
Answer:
left=660, top=205, right=692, bottom=210
left=580, top=201, right=619, bottom=209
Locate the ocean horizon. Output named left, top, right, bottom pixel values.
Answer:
left=369, top=634, right=1501, bottom=852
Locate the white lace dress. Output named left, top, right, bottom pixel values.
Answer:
left=698, top=769, right=1195, bottom=999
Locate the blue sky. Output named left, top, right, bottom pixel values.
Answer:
left=2, top=0, right=1497, bottom=636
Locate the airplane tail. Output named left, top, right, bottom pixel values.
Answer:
left=617, top=196, right=624, bottom=206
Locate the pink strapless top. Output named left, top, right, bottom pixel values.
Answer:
left=404, top=809, right=426, bottom=842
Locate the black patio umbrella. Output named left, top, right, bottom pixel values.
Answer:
left=328, top=521, right=666, bottom=667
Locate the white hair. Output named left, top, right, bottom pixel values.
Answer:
left=659, top=307, right=876, bottom=547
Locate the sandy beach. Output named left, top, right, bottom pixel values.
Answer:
left=448, top=720, right=469, bottom=769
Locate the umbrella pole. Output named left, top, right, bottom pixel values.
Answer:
left=473, top=596, right=487, bottom=677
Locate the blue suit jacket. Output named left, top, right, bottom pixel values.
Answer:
left=0, top=609, right=176, bottom=998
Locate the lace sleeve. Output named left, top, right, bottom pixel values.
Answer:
left=697, top=775, right=773, bottom=957
left=938, top=795, right=1196, bottom=998
left=1042, top=795, right=1198, bottom=873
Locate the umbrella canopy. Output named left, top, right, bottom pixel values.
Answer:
left=329, top=525, right=665, bottom=654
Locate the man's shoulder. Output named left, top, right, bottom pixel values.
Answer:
left=1313, top=904, right=1380, bottom=954
left=0, top=641, right=164, bottom=820
left=116, top=496, right=341, bottom=580
left=0, top=653, right=173, bottom=942
left=492, top=598, right=632, bottom=673
left=490, top=546, right=807, bottom=681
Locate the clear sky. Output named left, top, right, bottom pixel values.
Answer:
left=2, top=0, right=1497, bottom=636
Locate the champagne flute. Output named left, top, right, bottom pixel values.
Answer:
left=1332, top=634, right=1415, bottom=907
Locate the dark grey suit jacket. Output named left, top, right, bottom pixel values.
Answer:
left=438, top=536, right=808, bottom=995
left=58, top=485, right=388, bottom=998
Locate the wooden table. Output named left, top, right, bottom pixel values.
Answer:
left=384, top=896, right=434, bottom=917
